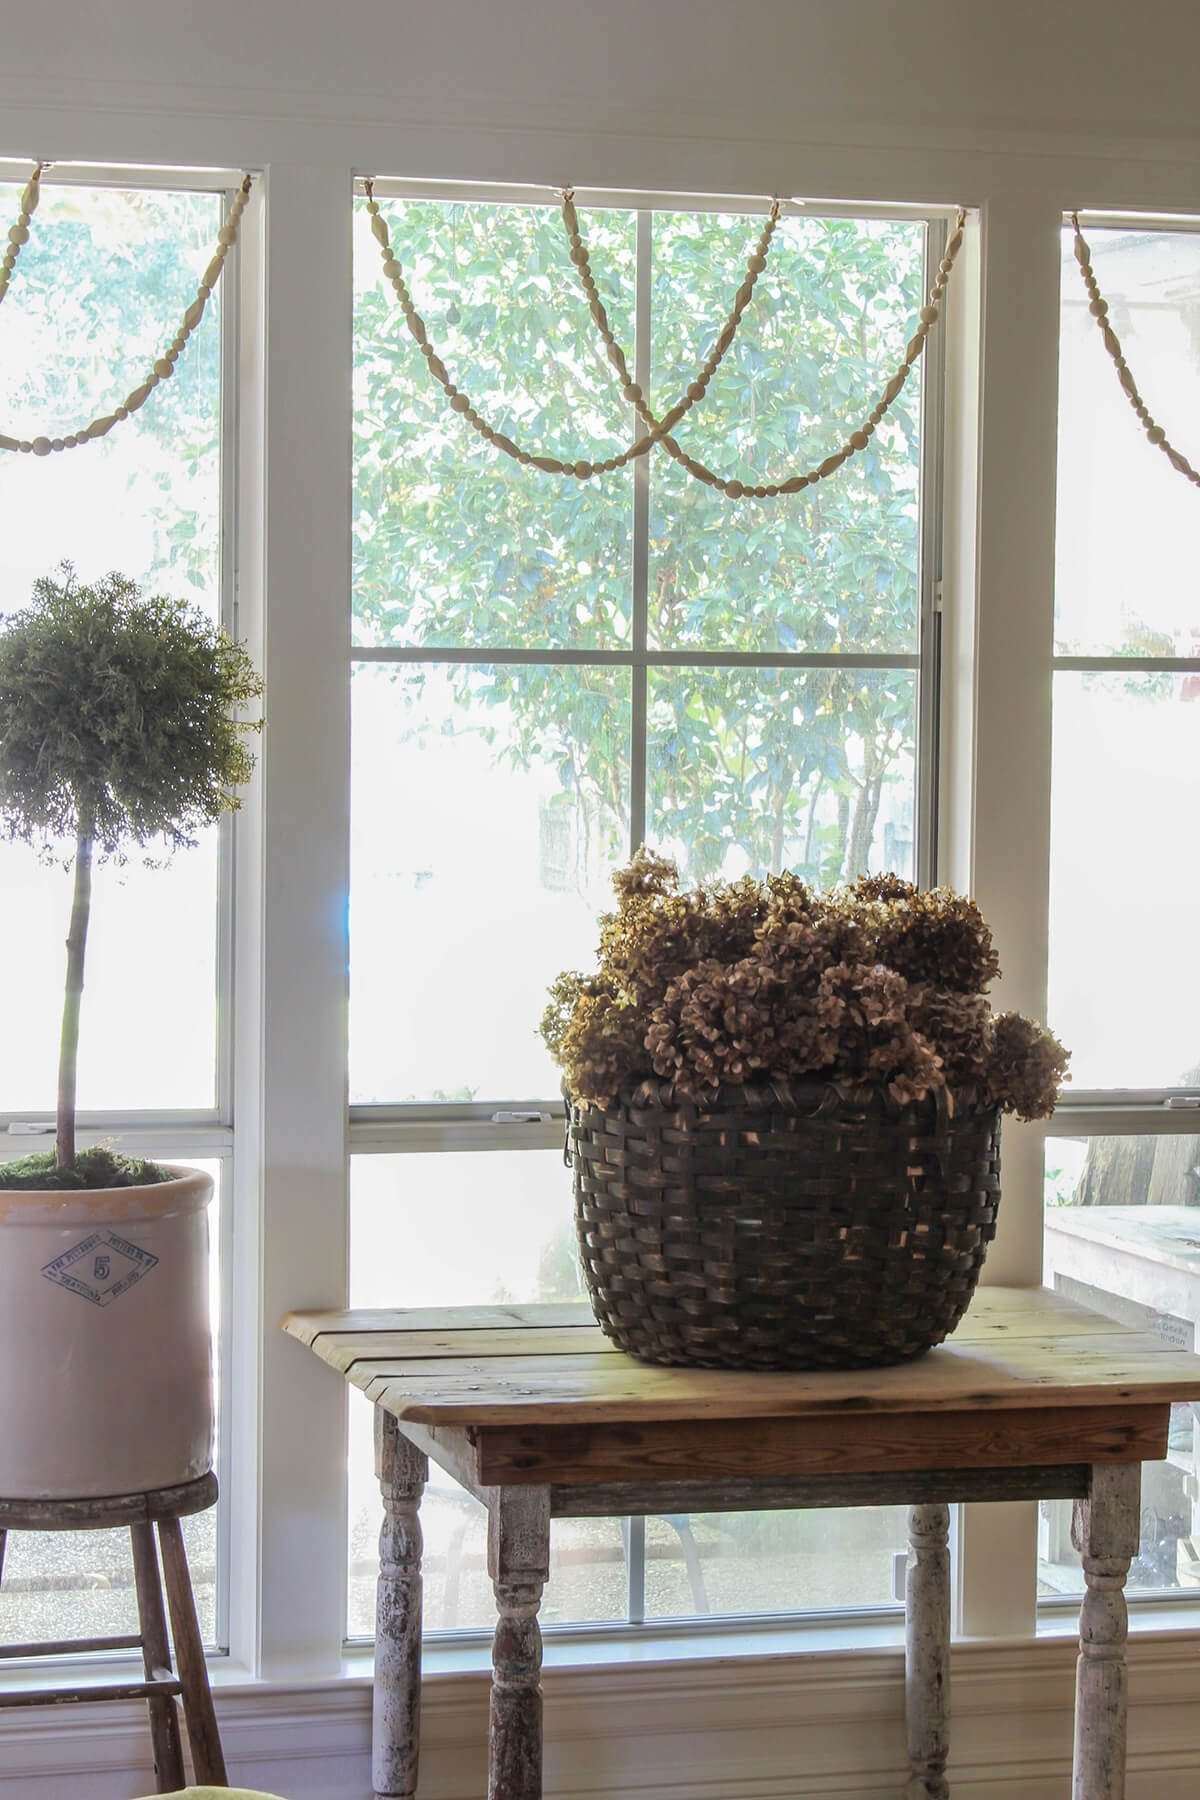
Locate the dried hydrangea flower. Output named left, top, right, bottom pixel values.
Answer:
left=542, top=848, right=1069, bottom=1118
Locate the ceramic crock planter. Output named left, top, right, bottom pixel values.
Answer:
left=0, top=1166, right=214, bottom=1498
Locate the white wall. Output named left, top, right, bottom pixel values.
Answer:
left=4, top=4, right=1200, bottom=1795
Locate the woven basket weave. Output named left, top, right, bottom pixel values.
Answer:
left=569, top=1077, right=1002, bottom=1370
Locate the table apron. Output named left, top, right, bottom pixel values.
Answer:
left=397, top=1402, right=1169, bottom=1489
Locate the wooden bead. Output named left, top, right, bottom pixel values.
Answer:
left=747, top=254, right=766, bottom=273
left=920, top=304, right=939, bottom=325
left=50, top=438, right=64, bottom=452
left=687, top=382, right=706, bottom=402
left=726, top=480, right=745, bottom=498
left=31, top=436, right=51, bottom=456
left=573, top=461, right=593, bottom=479
left=155, top=359, right=174, bottom=379
left=8, top=224, right=28, bottom=245
left=849, top=429, right=869, bottom=450
left=450, top=393, right=469, bottom=412
left=1147, top=425, right=1165, bottom=444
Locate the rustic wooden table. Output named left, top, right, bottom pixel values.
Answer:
left=283, top=1286, right=1200, bottom=1800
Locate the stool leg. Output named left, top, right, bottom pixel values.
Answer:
left=130, top=1522, right=187, bottom=1794
left=158, top=1516, right=227, bottom=1786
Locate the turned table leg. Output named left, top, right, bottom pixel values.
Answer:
left=1072, top=1463, right=1140, bottom=1800
left=487, top=1484, right=551, bottom=1800
left=373, top=1407, right=428, bottom=1800
left=905, top=1502, right=951, bottom=1800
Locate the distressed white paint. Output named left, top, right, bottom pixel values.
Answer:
left=371, top=1409, right=427, bottom=1799
left=1071, top=1463, right=1141, bottom=1800
left=487, top=1484, right=552, bottom=1800
left=905, top=1503, right=951, bottom=1800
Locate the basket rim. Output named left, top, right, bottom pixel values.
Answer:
left=567, top=1074, right=999, bottom=1123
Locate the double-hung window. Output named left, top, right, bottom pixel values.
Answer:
left=347, top=185, right=950, bottom=1638
left=0, top=165, right=238, bottom=1653
left=1042, top=212, right=1200, bottom=1608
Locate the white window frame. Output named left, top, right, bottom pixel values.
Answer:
left=0, top=156, right=245, bottom=1659
left=344, top=182, right=951, bottom=1644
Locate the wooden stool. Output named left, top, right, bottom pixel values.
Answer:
left=0, top=1472, right=227, bottom=1793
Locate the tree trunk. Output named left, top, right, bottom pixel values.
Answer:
left=56, top=826, right=94, bottom=1171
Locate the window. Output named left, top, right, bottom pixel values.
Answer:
left=347, top=187, right=946, bottom=1636
left=1042, top=216, right=1200, bottom=1608
left=0, top=169, right=237, bottom=1650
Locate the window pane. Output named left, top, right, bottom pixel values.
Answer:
left=347, top=1150, right=628, bottom=1635
left=648, top=214, right=924, bottom=656
left=0, top=180, right=225, bottom=1116
left=1043, top=1137, right=1198, bottom=1600
left=1057, top=225, right=1200, bottom=658
left=353, top=198, right=635, bottom=652
left=643, top=1506, right=907, bottom=1620
left=1049, top=673, right=1200, bottom=1090
left=647, top=667, right=916, bottom=886
left=349, top=1150, right=583, bottom=1311
left=350, top=661, right=629, bottom=1104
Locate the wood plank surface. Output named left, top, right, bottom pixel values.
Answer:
left=282, top=1287, right=1200, bottom=1428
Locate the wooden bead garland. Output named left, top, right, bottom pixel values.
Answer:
left=560, top=196, right=967, bottom=498
left=1071, top=212, right=1200, bottom=491
left=0, top=171, right=254, bottom=457
left=364, top=178, right=967, bottom=501
left=0, top=164, right=44, bottom=310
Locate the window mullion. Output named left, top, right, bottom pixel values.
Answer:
left=629, top=208, right=652, bottom=855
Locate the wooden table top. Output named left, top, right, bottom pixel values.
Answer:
left=283, top=1285, right=1200, bottom=1430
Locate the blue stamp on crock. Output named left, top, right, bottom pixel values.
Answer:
left=41, top=1231, right=159, bottom=1307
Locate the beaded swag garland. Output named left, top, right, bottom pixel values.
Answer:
left=0, top=167, right=253, bottom=457
left=363, top=181, right=968, bottom=500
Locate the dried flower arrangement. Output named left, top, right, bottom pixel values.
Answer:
left=542, top=848, right=1068, bottom=1119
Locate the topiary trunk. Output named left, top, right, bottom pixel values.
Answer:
left=56, top=822, right=93, bottom=1170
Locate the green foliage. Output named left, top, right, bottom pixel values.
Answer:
left=0, top=1146, right=172, bottom=1190
left=352, top=199, right=928, bottom=887
left=0, top=566, right=263, bottom=857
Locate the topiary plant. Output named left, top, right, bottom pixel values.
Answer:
left=0, top=565, right=264, bottom=1187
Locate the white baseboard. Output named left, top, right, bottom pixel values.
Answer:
left=3, top=1633, right=1200, bottom=1799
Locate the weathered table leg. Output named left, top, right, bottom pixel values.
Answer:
left=487, top=1484, right=551, bottom=1800
left=905, top=1502, right=951, bottom=1800
left=1072, top=1463, right=1140, bottom=1800
left=373, top=1407, right=428, bottom=1800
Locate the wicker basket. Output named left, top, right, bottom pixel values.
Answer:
left=569, top=1077, right=1002, bottom=1370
